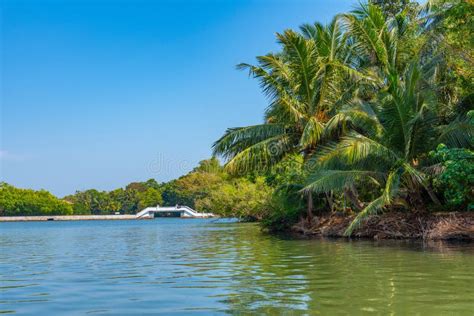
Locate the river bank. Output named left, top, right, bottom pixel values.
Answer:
left=291, top=212, right=474, bottom=241
left=0, top=215, right=144, bottom=222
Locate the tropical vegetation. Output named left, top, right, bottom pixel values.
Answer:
left=0, top=183, right=73, bottom=216
left=1, top=0, right=472, bottom=238
left=0, top=158, right=273, bottom=218
left=213, top=0, right=473, bottom=235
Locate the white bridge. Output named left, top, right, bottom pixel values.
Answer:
left=136, top=205, right=215, bottom=219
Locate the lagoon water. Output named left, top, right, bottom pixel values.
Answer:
left=1, top=219, right=473, bottom=315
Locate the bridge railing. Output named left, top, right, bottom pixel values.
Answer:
left=136, top=206, right=214, bottom=218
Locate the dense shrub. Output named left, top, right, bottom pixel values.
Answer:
left=260, top=189, right=305, bottom=232
left=430, top=144, right=474, bottom=210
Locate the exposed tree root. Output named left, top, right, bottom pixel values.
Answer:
left=291, top=212, right=474, bottom=240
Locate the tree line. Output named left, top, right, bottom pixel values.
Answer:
left=0, top=158, right=273, bottom=218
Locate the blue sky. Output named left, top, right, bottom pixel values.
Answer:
left=1, top=0, right=355, bottom=196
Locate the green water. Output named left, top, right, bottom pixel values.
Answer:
left=0, top=219, right=473, bottom=315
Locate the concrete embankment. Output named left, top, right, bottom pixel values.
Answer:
left=0, top=215, right=146, bottom=222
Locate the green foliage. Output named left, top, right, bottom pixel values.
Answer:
left=260, top=188, right=305, bottom=232
left=137, top=188, right=163, bottom=210
left=0, top=183, right=73, bottom=216
left=369, top=0, right=419, bottom=18
left=213, top=15, right=360, bottom=175
left=1, top=155, right=273, bottom=218
left=265, top=154, right=305, bottom=188
left=173, top=171, right=224, bottom=203
left=192, top=157, right=223, bottom=173
left=160, top=158, right=226, bottom=208
left=64, top=179, right=163, bottom=215
left=160, top=158, right=273, bottom=219
left=256, top=156, right=308, bottom=230
left=214, top=0, right=474, bottom=235
left=429, top=144, right=474, bottom=210
left=65, top=189, right=113, bottom=214
left=427, top=0, right=474, bottom=106
left=195, top=177, right=272, bottom=220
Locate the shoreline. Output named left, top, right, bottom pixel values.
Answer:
left=3, top=213, right=473, bottom=242
left=290, top=212, right=474, bottom=241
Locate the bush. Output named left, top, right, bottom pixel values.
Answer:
left=260, top=190, right=305, bottom=232
left=430, top=144, right=474, bottom=210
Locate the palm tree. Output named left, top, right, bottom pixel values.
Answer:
left=213, top=17, right=364, bottom=219
left=303, top=3, right=473, bottom=235
left=305, top=65, right=435, bottom=233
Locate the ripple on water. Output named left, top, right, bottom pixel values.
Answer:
left=0, top=220, right=473, bottom=315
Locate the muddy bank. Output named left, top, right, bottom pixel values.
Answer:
left=291, top=212, right=474, bottom=241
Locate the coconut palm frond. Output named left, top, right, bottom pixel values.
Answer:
left=276, top=30, right=318, bottom=106
left=224, top=135, right=293, bottom=174
left=343, top=4, right=390, bottom=69
left=324, top=108, right=383, bottom=139
left=304, top=169, right=379, bottom=194
left=299, top=117, right=324, bottom=149
left=212, top=124, right=287, bottom=159
left=344, top=168, right=402, bottom=235
left=438, top=116, right=474, bottom=149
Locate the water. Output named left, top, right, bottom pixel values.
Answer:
left=1, top=219, right=473, bottom=315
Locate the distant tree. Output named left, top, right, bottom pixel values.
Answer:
left=0, top=183, right=73, bottom=216
left=125, top=182, right=148, bottom=192
left=137, top=188, right=163, bottom=209
left=170, top=172, right=225, bottom=208
left=193, top=157, right=223, bottom=174
left=195, top=177, right=272, bottom=219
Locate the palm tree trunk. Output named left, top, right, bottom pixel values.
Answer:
left=345, top=185, right=364, bottom=211
left=425, top=185, right=441, bottom=205
left=303, top=150, right=314, bottom=221
left=307, top=191, right=314, bottom=221
left=409, top=186, right=427, bottom=212
left=325, top=192, right=334, bottom=212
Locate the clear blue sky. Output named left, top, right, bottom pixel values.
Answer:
left=1, top=0, right=355, bottom=196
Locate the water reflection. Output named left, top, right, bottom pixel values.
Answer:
left=1, top=220, right=473, bottom=315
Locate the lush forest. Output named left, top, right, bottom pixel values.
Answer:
left=1, top=0, right=472, bottom=238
